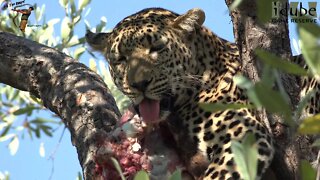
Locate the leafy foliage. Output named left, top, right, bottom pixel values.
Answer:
left=110, top=157, right=126, bottom=180
left=0, top=85, right=61, bottom=155
left=203, top=4, right=320, bottom=180
left=169, top=169, right=182, bottom=180
left=0, top=171, right=10, bottom=180
left=0, top=0, right=91, bottom=157
left=228, top=0, right=243, bottom=11
left=231, top=134, right=258, bottom=180
left=256, top=0, right=272, bottom=23
left=255, top=49, right=308, bottom=76
left=0, top=0, right=129, bottom=178
left=298, top=114, right=320, bottom=134
left=200, top=102, right=253, bottom=113
left=298, top=17, right=320, bottom=79
left=133, top=170, right=149, bottom=180
left=300, top=160, right=317, bottom=180
left=131, top=169, right=182, bottom=180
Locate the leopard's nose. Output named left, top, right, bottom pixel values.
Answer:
left=130, top=79, right=151, bottom=92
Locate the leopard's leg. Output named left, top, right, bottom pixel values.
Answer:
left=198, top=110, right=274, bottom=180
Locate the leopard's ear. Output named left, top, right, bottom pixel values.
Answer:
left=171, top=8, right=205, bottom=33
left=85, top=30, right=110, bottom=52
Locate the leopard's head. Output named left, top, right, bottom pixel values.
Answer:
left=86, top=8, right=205, bottom=123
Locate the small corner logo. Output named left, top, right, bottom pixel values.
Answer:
left=271, top=1, right=319, bottom=23
left=1, top=0, right=40, bottom=33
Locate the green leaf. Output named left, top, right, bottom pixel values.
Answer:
left=74, top=47, right=86, bottom=59
left=134, top=170, right=149, bottom=180
left=2, top=102, right=13, bottom=107
left=9, top=89, right=19, bottom=101
left=5, top=87, right=14, bottom=101
left=260, top=66, right=276, bottom=89
left=78, top=37, right=86, bottom=44
left=35, top=128, right=40, bottom=138
left=0, top=122, right=8, bottom=131
left=257, top=0, right=272, bottom=23
left=67, top=36, right=80, bottom=47
left=84, top=20, right=91, bottom=30
left=228, top=0, right=243, bottom=11
left=0, top=171, right=10, bottom=180
left=8, top=136, right=19, bottom=156
left=27, top=128, right=33, bottom=140
left=61, top=17, right=71, bottom=42
left=299, top=21, right=320, bottom=78
left=311, top=139, right=320, bottom=147
left=234, top=76, right=261, bottom=108
left=231, top=133, right=258, bottom=180
left=30, top=118, right=58, bottom=124
left=89, top=58, right=97, bottom=72
left=73, top=15, right=81, bottom=24
left=59, top=0, right=68, bottom=8
left=39, top=5, right=46, bottom=22
left=13, top=106, right=37, bottom=116
left=200, top=103, right=254, bottom=112
left=299, top=114, right=320, bottom=134
left=256, top=49, right=308, bottom=76
left=39, top=142, right=45, bottom=157
left=110, top=157, right=125, bottom=180
left=47, top=18, right=61, bottom=27
left=29, top=95, right=42, bottom=105
left=233, top=75, right=254, bottom=90
left=253, top=83, right=292, bottom=123
left=35, top=4, right=45, bottom=22
left=78, top=0, right=91, bottom=10
left=96, top=16, right=107, bottom=32
left=15, top=126, right=24, bottom=132
left=99, top=60, right=109, bottom=80
left=40, top=125, right=53, bottom=137
left=77, top=172, right=83, bottom=180
left=0, top=123, right=12, bottom=137
left=235, top=74, right=292, bottom=123
left=169, top=169, right=182, bottom=180
left=70, top=0, right=76, bottom=14
left=0, top=133, right=15, bottom=142
left=300, top=160, right=316, bottom=180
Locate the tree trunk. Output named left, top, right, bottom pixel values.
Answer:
left=0, top=32, right=121, bottom=179
left=224, top=0, right=315, bottom=179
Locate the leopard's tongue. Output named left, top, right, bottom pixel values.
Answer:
left=139, top=99, right=160, bottom=123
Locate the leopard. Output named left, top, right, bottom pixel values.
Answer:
left=293, top=56, right=320, bottom=118
left=86, top=8, right=275, bottom=179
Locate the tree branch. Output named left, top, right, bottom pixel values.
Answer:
left=0, top=32, right=121, bottom=179
left=224, top=1, right=303, bottom=179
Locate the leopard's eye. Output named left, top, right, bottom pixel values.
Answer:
left=149, top=43, right=166, bottom=53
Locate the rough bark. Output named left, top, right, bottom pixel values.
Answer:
left=0, top=32, right=121, bottom=179
left=224, top=0, right=310, bottom=179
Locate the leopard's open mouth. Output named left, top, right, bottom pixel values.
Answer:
left=134, top=96, right=173, bottom=123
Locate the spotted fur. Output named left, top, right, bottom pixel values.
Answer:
left=86, top=8, right=275, bottom=179
left=293, top=56, right=320, bottom=117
